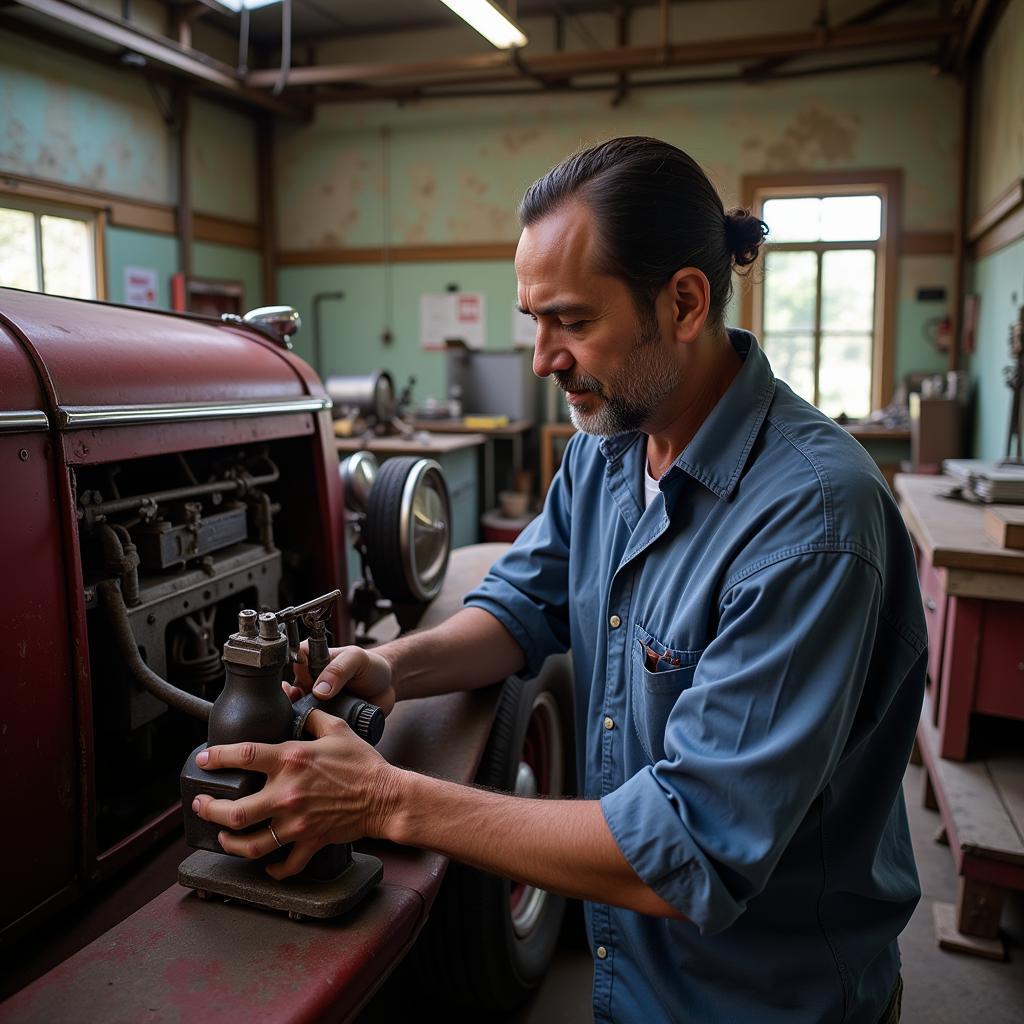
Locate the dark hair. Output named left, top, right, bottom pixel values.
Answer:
left=519, top=136, right=768, bottom=326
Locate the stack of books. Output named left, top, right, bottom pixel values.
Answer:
left=943, top=459, right=1024, bottom=503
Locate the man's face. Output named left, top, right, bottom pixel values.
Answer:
left=515, top=201, right=680, bottom=437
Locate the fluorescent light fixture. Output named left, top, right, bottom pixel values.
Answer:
left=218, top=0, right=283, bottom=11
left=439, top=0, right=528, bottom=49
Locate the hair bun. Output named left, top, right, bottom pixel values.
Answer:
left=724, top=208, right=768, bottom=267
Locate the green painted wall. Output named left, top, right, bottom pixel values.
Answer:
left=275, top=63, right=961, bottom=411
left=278, top=260, right=519, bottom=401
left=104, top=227, right=179, bottom=310
left=0, top=32, right=173, bottom=202
left=966, top=0, right=1024, bottom=458
left=969, top=237, right=1024, bottom=460
left=0, top=32, right=263, bottom=310
left=193, top=241, right=264, bottom=310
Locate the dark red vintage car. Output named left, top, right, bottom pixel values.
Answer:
left=0, top=288, right=573, bottom=1021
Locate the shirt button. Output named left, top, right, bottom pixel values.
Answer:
left=609, top=614, right=621, bottom=629
left=596, top=945, right=608, bottom=960
left=603, top=716, right=615, bottom=730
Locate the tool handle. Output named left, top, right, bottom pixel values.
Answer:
left=292, top=691, right=385, bottom=746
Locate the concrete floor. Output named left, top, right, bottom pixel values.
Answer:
left=509, top=763, right=1024, bottom=1023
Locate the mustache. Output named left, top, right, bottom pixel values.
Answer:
left=554, top=371, right=602, bottom=395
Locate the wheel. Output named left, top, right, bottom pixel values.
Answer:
left=363, top=457, right=451, bottom=604
left=407, top=656, right=576, bottom=1011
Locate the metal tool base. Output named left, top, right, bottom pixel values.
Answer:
left=178, top=849, right=383, bottom=920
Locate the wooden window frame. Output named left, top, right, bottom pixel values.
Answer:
left=0, top=184, right=108, bottom=300
left=740, top=170, right=902, bottom=414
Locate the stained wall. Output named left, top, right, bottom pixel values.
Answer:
left=0, top=29, right=263, bottom=309
left=967, top=0, right=1024, bottom=459
left=276, top=62, right=961, bottom=406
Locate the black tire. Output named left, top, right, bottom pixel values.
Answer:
left=363, top=456, right=451, bottom=603
left=407, top=656, right=576, bottom=1012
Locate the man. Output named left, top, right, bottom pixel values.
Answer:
left=192, top=138, right=926, bottom=1023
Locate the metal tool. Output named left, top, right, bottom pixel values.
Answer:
left=179, top=591, right=385, bottom=920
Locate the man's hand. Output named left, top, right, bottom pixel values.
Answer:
left=191, top=710, right=401, bottom=879
left=283, top=642, right=396, bottom=716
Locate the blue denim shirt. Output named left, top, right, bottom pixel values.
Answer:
left=465, top=330, right=926, bottom=1023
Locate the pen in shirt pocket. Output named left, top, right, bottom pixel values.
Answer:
left=643, top=645, right=661, bottom=672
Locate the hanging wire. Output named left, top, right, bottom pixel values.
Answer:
left=381, top=126, right=394, bottom=345
left=272, top=0, right=292, bottom=96
left=238, top=5, right=250, bottom=77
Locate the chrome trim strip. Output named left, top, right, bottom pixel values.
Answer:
left=58, top=396, right=332, bottom=429
left=0, top=409, right=49, bottom=433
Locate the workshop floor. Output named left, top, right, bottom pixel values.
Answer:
left=506, top=763, right=1024, bottom=1024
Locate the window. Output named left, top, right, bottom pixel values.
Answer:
left=0, top=199, right=99, bottom=300
left=742, top=172, right=900, bottom=419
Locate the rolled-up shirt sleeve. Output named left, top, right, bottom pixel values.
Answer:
left=601, top=549, right=883, bottom=934
left=463, top=438, right=576, bottom=677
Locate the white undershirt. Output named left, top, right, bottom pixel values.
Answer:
left=643, top=460, right=661, bottom=508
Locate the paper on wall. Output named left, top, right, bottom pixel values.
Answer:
left=420, top=292, right=486, bottom=350
left=124, top=266, right=159, bottom=308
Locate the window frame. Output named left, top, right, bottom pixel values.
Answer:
left=740, top=170, right=902, bottom=415
left=0, top=188, right=107, bottom=301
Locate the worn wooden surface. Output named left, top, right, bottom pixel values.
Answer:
left=933, top=902, right=1006, bottom=960
left=896, top=474, right=1024, bottom=582
left=983, top=506, right=1024, bottom=549
left=335, top=432, right=485, bottom=456
left=917, top=707, right=1024, bottom=870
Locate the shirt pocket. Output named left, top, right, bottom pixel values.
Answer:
left=630, top=623, right=703, bottom=763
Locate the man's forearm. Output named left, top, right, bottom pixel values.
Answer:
left=375, top=768, right=684, bottom=920
left=377, top=607, right=526, bottom=702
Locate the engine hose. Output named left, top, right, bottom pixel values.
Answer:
left=94, top=522, right=141, bottom=607
left=98, top=580, right=212, bottom=722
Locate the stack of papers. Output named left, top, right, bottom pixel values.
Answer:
left=943, top=459, right=1024, bottom=503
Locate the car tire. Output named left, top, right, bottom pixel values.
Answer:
left=408, top=658, right=575, bottom=1011
left=363, top=456, right=450, bottom=604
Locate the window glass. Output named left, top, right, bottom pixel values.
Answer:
left=761, top=197, right=820, bottom=243
left=41, top=215, right=95, bottom=299
left=820, top=195, right=881, bottom=241
left=0, top=207, right=39, bottom=290
left=762, top=250, right=818, bottom=402
left=822, top=249, right=875, bottom=331
left=819, top=333, right=872, bottom=419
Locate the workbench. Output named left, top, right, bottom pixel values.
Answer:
left=410, top=418, right=533, bottom=514
left=336, top=432, right=486, bottom=553
left=895, top=473, right=1024, bottom=759
left=896, top=473, right=1024, bottom=959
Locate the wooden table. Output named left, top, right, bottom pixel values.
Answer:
left=898, top=473, right=1024, bottom=958
left=896, top=473, right=1024, bottom=760
left=410, top=419, right=533, bottom=513
left=336, top=432, right=486, bottom=551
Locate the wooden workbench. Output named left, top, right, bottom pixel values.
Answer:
left=335, top=432, right=486, bottom=457
left=897, top=473, right=1024, bottom=959
left=409, top=419, right=534, bottom=513
left=896, top=473, right=1024, bottom=759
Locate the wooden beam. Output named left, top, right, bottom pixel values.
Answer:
left=193, top=212, right=260, bottom=249
left=901, top=231, right=956, bottom=255
left=176, top=87, right=193, bottom=285
left=967, top=178, right=1024, bottom=243
left=248, top=17, right=957, bottom=90
left=9, top=0, right=305, bottom=117
left=741, top=0, right=917, bottom=80
left=278, top=243, right=517, bottom=266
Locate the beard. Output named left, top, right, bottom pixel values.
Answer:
left=555, top=304, right=681, bottom=437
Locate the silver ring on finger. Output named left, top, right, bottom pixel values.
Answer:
left=269, top=824, right=284, bottom=849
